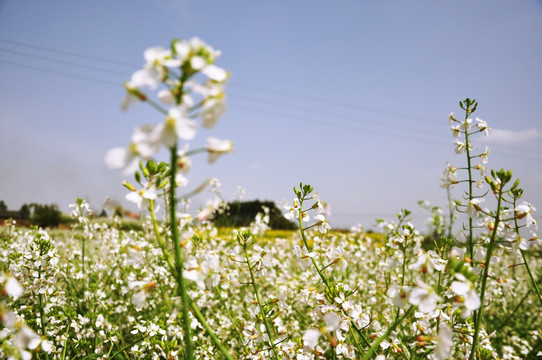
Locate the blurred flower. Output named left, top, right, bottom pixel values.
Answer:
left=451, top=273, right=480, bottom=318
left=475, top=117, right=490, bottom=136
left=152, top=107, right=197, bottom=148
left=434, top=323, right=453, bottom=360
left=201, top=97, right=227, bottom=128
left=314, top=213, right=331, bottom=234
left=515, top=201, right=537, bottom=229
left=303, top=328, right=321, bottom=350
left=126, top=186, right=158, bottom=210
left=206, top=137, right=234, bottom=163
left=466, top=198, right=484, bottom=218
left=408, top=282, right=441, bottom=313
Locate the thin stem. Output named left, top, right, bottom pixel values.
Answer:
left=446, top=185, right=454, bottom=239
left=242, top=244, right=280, bottom=360
left=469, top=183, right=504, bottom=360
left=464, top=128, right=475, bottom=263
left=149, top=199, right=178, bottom=279
left=214, top=287, right=249, bottom=355
left=297, top=196, right=330, bottom=289
left=360, top=307, right=414, bottom=360
left=189, top=301, right=236, bottom=360
left=520, top=250, right=542, bottom=306
left=511, top=198, right=542, bottom=307
left=169, top=144, right=194, bottom=360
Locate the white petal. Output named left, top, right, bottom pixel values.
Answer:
left=202, top=65, right=228, bottom=82
left=303, top=329, right=320, bottom=350
left=105, top=147, right=130, bottom=169
left=434, top=323, right=453, bottom=360
left=323, top=312, right=341, bottom=332
left=190, top=56, right=206, bottom=70
left=5, top=277, right=23, bottom=298
left=451, top=280, right=470, bottom=296
left=175, top=119, right=197, bottom=140
left=158, top=89, right=175, bottom=105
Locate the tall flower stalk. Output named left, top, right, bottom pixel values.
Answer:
left=106, top=37, right=234, bottom=360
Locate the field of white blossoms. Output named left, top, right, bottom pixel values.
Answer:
left=1, top=37, right=541, bottom=360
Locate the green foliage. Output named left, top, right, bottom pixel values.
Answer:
left=30, top=203, right=62, bottom=228
left=213, top=200, right=297, bottom=230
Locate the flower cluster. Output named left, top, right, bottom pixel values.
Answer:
left=106, top=37, right=233, bottom=178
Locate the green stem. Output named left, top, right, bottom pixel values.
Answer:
left=446, top=185, right=454, bottom=239
left=242, top=244, right=280, bottom=360
left=109, top=335, right=148, bottom=359
left=215, top=287, right=249, bottom=355
left=297, top=196, right=330, bottom=289
left=169, top=144, right=193, bottom=360
left=190, top=300, right=236, bottom=360
left=469, top=184, right=504, bottom=360
left=512, top=198, right=542, bottom=307
left=464, top=128, right=474, bottom=263
left=149, top=199, right=178, bottom=279
left=520, top=250, right=542, bottom=306
left=360, top=307, right=414, bottom=360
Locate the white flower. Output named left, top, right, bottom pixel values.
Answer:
left=476, top=117, right=490, bottom=136
left=453, top=139, right=472, bottom=154
left=126, top=187, right=158, bottom=210
left=434, top=323, right=453, bottom=360
left=14, top=325, right=41, bottom=351
left=408, top=282, right=441, bottom=313
left=451, top=273, right=480, bottom=318
left=206, top=137, right=234, bottom=163
left=314, top=213, right=331, bottom=234
left=515, top=201, right=537, bottom=229
left=196, top=198, right=221, bottom=221
left=202, top=64, right=228, bottom=82
left=323, top=312, right=341, bottom=332
left=303, top=329, right=321, bottom=350
left=200, top=98, right=227, bottom=129
left=105, top=125, right=158, bottom=175
left=460, top=118, right=473, bottom=131
left=293, top=244, right=315, bottom=270
left=388, top=284, right=411, bottom=308
left=153, top=107, right=197, bottom=148
left=3, top=275, right=23, bottom=299
left=283, top=198, right=300, bottom=221
left=450, top=124, right=461, bottom=137
left=157, top=89, right=175, bottom=105
left=466, top=198, right=484, bottom=218
left=479, top=146, right=490, bottom=164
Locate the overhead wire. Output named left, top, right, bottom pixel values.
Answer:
left=1, top=39, right=541, bottom=161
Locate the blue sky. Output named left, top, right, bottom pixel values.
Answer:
left=1, top=1, right=541, bottom=229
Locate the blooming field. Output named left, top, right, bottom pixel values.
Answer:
left=1, top=38, right=541, bottom=360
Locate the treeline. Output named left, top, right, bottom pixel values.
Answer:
left=0, top=200, right=62, bottom=228
left=213, top=200, right=296, bottom=230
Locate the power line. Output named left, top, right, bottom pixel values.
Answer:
left=229, top=104, right=542, bottom=162
left=230, top=83, right=438, bottom=124
left=0, top=38, right=444, bottom=124
left=2, top=53, right=540, bottom=161
left=0, top=60, right=120, bottom=87
left=0, top=38, right=136, bottom=68
left=2, top=38, right=541, bottom=154
left=231, top=93, right=446, bottom=139
left=0, top=47, right=129, bottom=76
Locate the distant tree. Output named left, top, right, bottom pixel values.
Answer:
left=213, top=200, right=296, bottom=230
left=30, top=203, right=61, bottom=228
left=19, top=204, right=31, bottom=220
left=0, top=200, right=7, bottom=212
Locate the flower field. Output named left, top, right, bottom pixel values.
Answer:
left=1, top=38, right=541, bottom=360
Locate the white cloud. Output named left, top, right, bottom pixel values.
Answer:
left=481, top=128, right=541, bottom=145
